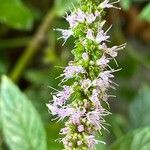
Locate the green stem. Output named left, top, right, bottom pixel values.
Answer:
left=10, top=9, right=56, bottom=82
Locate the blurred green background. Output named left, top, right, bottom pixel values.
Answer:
left=0, top=0, right=150, bottom=150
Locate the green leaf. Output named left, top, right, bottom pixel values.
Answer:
left=54, top=0, right=78, bottom=17
left=0, top=76, right=47, bottom=150
left=110, top=127, right=150, bottom=150
left=0, top=0, right=34, bottom=30
left=140, top=3, right=150, bottom=22
left=129, top=85, right=150, bottom=129
left=120, top=0, right=132, bottom=10
left=46, top=123, right=63, bottom=150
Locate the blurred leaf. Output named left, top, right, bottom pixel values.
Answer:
left=120, top=0, right=131, bottom=10
left=24, top=68, right=62, bottom=123
left=0, top=76, right=47, bottom=150
left=109, top=114, right=127, bottom=139
left=25, top=70, right=50, bottom=86
left=129, top=85, right=150, bottom=129
left=0, top=0, right=34, bottom=30
left=25, top=68, right=61, bottom=86
left=110, top=127, right=150, bottom=150
left=46, top=123, right=63, bottom=150
left=25, top=86, right=51, bottom=123
left=118, top=53, right=139, bottom=78
left=140, top=3, right=150, bottom=22
left=54, top=0, right=78, bottom=17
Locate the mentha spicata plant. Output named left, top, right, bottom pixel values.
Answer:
left=47, top=0, right=126, bottom=149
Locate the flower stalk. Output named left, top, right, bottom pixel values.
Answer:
left=47, top=0, right=126, bottom=149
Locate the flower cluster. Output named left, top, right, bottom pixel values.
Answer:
left=47, top=0, right=125, bottom=149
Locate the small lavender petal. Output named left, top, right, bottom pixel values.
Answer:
left=96, top=30, right=110, bottom=43
left=78, top=125, right=84, bottom=132
left=81, top=79, right=91, bottom=90
left=86, top=13, right=96, bottom=24
left=99, top=0, right=120, bottom=9
left=82, top=52, right=89, bottom=60
left=76, top=9, right=85, bottom=22
left=56, top=29, right=73, bottom=43
left=60, top=127, right=69, bottom=135
left=64, top=65, right=86, bottom=79
left=66, top=13, right=78, bottom=28
left=96, top=55, right=110, bottom=67
left=86, top=29, right=94, bottom=41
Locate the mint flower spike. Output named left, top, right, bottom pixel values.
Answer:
left=47, top=0, right=126, bottom=149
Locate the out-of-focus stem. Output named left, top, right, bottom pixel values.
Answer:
left=10, top=9, right=56, bottom=82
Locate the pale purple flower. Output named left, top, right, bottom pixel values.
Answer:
left=82, top=52, right=89, bottom=60
left=104, top=44, right=126, bottom=58
left=85, top=13, right=96, bottom=24
left=90, top=89, right=99, bottom=102
left=78, top=125, right=84, bottom=132
left=81, top=79, right=91, bottom=90
left=57, top=86, right=73, bottom=100
left=77, top=141, right=83, bottom=146
left=70, top=109, right=86, bottom=124
left=53, top=86, right=73, bottom=106
left=66, top=10, right=98, bottom=28
left=86, top=108, right=109, bottom=130
left=87, top=111, right=101, bottom=129
left=56, top=29, right=73, bottom=44
left=60, top=127, right=69, bottom=135
left=63, top=65, right=86, bottom=79
left=86, top=26, right=110, bottom=43
left=62, top=139, right=68, bottom=146
left=86, top=29, right=94, bottom=41
left=99, top=0, right=121, bottom=9
left=76, top=9, right=85, bottom=23
left=95, top=11, right=100, bottom=17
left=66, top=13, right=78, bottom=28
left=99, top=71, right=114, bottom=82
left=92, top=78, right=108, bottom=91
left=100, top=43, right=107, bottom=49
left=57, top=107, right=74, bottom=120
left=93, top=69, right=119, bottom=91
left=96, top=55, right=110, bottom=67
left=87, top=135, right=105, bottom=149
left=90, top=89, right=101, bottom=109
left=46, top=103, right=58, bottom=115
left=96, top=29, right=110, bottom=43
left=47, top=104, right=74, bottom=120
